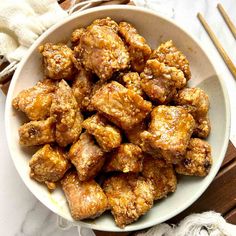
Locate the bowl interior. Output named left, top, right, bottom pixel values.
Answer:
left=5, top=6, right=230, bottom=232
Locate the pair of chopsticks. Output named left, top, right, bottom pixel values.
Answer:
left=197, top=3, right=236, bottom=79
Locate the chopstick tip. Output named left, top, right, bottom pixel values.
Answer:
left=197, top=12, right=203, bottom=20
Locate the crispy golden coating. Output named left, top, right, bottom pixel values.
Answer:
left=173, top=88, right=211, bottom=138
left=125, top=121, right=147, bottom=146
left=81, top=80, right=105, bottom=112
left=104, top=143, right=143, bottom=173
left=70, top=28, right=86, bottom=46
left=140, top=106, right=195, bottom=163
left=142, top=156, right=177, bottom=200
left=61, top=171, right=108, bottom=220
left=13, top=17, right=213, bottom=227
left=193, top=116, right=211, bottom=138
left=12, top=79, right=56, bottom=121
left=69, top=132, right=105, bottom=181
left=74, top=18, right=129, bottom=81
left=91, top=81, right=152, bottom=130
left=103, top=173, right=154, bottom=228
left=82, top=114, right=122, bottom=152
left=175, top=138, right=212, bottom=176
left=71, top=69, right=93, bottom=109
left=119, top=22, right=151, bottom=73
left=122, top=72, right=144, bottom=97
left=19, top=117, right=55, bottom=146
left=29, top=144, right=70, bottom=190
left=151, top=40, right=191, bottom=80
left=141, top=59, right=186, bottom=104
left=92, top=17, right=119, bottom=32
left=39, top=43, right=75, bottom=80
left=173, top=88, right=209, bottom=118
left=50, top=80, right=83, bottom=147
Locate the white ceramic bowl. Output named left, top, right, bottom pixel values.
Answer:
left=5, top=5, right=230, bottom=232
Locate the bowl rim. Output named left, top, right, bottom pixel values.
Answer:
left=5, top=5, right=231, bottom=232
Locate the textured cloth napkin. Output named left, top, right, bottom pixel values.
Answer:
left=136, top=212, right=236, bottom=236
left=0, top=0, right=68, bottom=78
left=57, top=211, right=236, bottom=236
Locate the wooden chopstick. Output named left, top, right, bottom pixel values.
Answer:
left=217, top=3, right=236, bottom=40
left=197, top=13, right=236, bottom=80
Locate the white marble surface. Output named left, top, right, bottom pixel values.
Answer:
left=0, top=0, right=236, bottom=235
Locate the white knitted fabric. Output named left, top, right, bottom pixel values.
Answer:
left=136, top=212, right=236, bottom=236
left=0, top=0, right=68, bottom=77
left=57, top=211, right=236, bottom=236
left=0, top=0, right=108, bottom=78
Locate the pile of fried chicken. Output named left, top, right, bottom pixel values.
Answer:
left=12, top=17, right=212, bottom=228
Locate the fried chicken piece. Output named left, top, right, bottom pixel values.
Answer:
left=80, top=80, right=105, bottom=112
left=71, top=68, right=93, bottom=109
left=173, top=88, right=211, bottom=138
left=82, top=114, right=122, bottom=152
left=103, top=173, right=154, bottom=228
left=193, top=116, right=211, bottom=138
left=39, top=43, right=75, bottom=80
left=74, top=18, right=129, bottom=81
left=92, top=17, right=119, bottom=32
left=175, top=138, right=212, bottom=176
left=142, top=156, right=177, bottom=200
left=140, top=59, right=186, bottom=104
left=29, top=144, right=70, bottom=190
left=173, top=88, right=209, bottom=118
left=12, top=79, right=56, bottom=121
left=125, top=121, right=147, bottom=146
left=69, top=132, right=105, bottom=181
left=71, top=28, right=86, bottom=46
left=61, top=171, right=108, bottom=220
left=122, top=72, right=144, bottom=97
left=50, top=80, right=83, bottom=147
left=140, top=106, right=195, bottom=163
left=151, top=40, right=191, bottom=80
left=19, top=117, right=55, bottom=146
left=91, top=81, right=152, bottom=130
left=104, top=143, right=143, bottom=173
left=119, top=22, right=151, bottom=73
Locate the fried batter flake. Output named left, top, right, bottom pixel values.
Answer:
left=119, top=22, right=151, bottom=73
left=175, top=138, right=212, bottom=176
left=141, top=59, right=186, bottom=104
left=61, top=171, right=108, bottom=220
left=50, top=80, right=83, bottom=147
left=151, top=40, right=191, bottom=80
left=104, top=143, right=143, bottom=173
left=12, top=79, right=56, bottom=121
left=173, top=87, right=210, bottom=138
left=71, top=69, right=93, bottom=109
left=140, top=106, right=195, bottom=163
left=74, top=18, right=129, bottom=81
left=91, top=81, right=152, bottom=130
left=69, top=132, right=105, bottom=181
left=82, top=114, right=122, bottom=152
left=103, top=173, right=154, bottom=228
left=29, top=144, right=70, bottom=190
left=39, top=43, right=75, bottom=80
left=19, top=117, right=55, bottom=146
left=142, top=156, right=177, bottom=200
